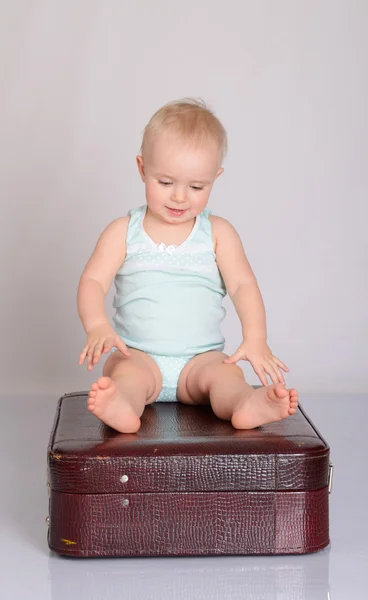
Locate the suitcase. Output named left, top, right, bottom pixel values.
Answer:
left=47, top=391, right=333, bottom=557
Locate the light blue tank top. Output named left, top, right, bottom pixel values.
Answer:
left=113, top=204, right=227, bottom=357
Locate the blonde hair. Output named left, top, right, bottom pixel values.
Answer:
left=141, top=98, right=227, bottom=164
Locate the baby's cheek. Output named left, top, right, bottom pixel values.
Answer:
left=146, top=182, right=167, bottom=205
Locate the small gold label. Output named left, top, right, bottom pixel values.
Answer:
left=61, top=538, right=77, bottom=546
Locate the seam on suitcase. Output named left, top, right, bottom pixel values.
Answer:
left=47, top=449, right=329, bottom=462
left=50, top=486, right=329, bottom=494
left=53, top=434, right=325, bottom=442
left=298, top=404, right=329, bottom=450
left=49, top=435, right=328, bottom=453
left=50, top=486, right=330, bottom=497
left=48, top=540, right=329, bottom=555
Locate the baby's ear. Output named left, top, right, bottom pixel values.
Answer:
left=216, top=167, right=224, bottom=179
left=136, top=155, right=146, bottom=181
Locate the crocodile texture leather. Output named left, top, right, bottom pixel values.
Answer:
left=47, top=393, right=330, bottom=557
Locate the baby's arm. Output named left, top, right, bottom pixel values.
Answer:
left=77, top=217, right=131, bottom=370
left=211, top=216, right=289, bottom=386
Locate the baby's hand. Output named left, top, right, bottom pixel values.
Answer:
left=79, top=323, right=131, bottom=371
left=222, top=339, right=289, bottom=386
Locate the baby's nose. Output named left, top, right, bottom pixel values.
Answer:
left=171, top=187, right=187, bottom=202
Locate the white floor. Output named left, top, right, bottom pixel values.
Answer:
left=1, top=392, right=366, bottom=600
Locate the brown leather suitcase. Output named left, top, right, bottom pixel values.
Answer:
left=47, top=392, right=332, bottom=557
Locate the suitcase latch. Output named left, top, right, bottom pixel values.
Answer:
left=328, top=461, right=334, bottom=494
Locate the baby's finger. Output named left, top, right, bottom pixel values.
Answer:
left=222, top=350, right=243, bottom=364
left=103, top=339, right=113, bottom=353
left=263, top=361, right=280, bottom=385
left=272, top=356, right=289, bottom=372
left=79, top=345, right=89, bottom=365
left=254, top=367, right=268, bottom=387
left=92, top=342, right=104, bottom=364
left=87, top=343, right=98, bottom=370
left=270, top=359, right=286, bottom=384
left=115, top=338, right=131, bottom=357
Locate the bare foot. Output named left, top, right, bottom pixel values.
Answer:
left=231, top=383, right=298, bottom=430
left=87, top=376, right=141, bottom=433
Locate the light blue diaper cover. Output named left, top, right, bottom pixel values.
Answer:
left=112, top=204, right=227, bottom=401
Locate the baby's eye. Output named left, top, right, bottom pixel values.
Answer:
left=191, top=186, right=203, bottom=191
left=159, top=180, right=172, bottom=186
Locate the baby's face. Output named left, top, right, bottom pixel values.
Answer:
left=137, top=133, right=223, bottom=224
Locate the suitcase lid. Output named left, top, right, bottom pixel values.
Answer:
left=48, top=392, right=330, bottom=494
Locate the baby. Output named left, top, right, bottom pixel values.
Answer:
left=77, top=98, right=298, bottom=434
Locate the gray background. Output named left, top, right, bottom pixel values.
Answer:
left=1, top=3, right=368, bottom=599
left=1, top=0, right=366, bottom=395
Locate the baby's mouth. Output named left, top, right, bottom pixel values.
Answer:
left=167, top=207, right=187, bottom=216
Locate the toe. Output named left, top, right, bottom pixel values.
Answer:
left=266, top=383, right=287, bottom=402
left=97, top=376, right=112, bottom=389
left=274, top=383, right=288, bottom=398
left=89, top=390, right=97, bottom=398
left=91, top=382, right=99, bottom=391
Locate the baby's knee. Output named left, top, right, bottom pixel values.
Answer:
left=106, top=354, right=161, bottom=402
left=102, top=349, right=128, bottom=376
left=200, top=359, right=243, bottom=384
left=223, top=362, right=244, bottom=378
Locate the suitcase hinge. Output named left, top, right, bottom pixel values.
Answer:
left=328, top=461, right=334, bottom=494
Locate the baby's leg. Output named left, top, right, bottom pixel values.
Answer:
left=87, top=348, right=162, bottom=433
left=177, top=351, right=298, bottom=429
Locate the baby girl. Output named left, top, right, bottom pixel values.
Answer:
left=77, top=98, right=298, bottom=433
